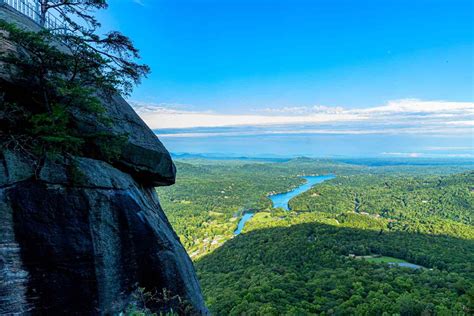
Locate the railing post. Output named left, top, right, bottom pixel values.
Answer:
left=1, top=0, right=66, bottom=33
left=35, top=0, right=40, bottom=23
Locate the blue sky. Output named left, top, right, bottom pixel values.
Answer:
left=98, top=0, right=473, bottom=157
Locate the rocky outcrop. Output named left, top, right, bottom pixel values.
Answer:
left=70, top=92, right=176, bottom=187
left=0, top=15, right=176, bottom=187
left=1, top=6, right=207, bottom=314
left=0, top=151, right=208, bottom=315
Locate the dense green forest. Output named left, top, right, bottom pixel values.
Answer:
left=158, top=158, right=365, bottom=257
left=290, top=173, right=474, bottom=226
left=159, top=158, right=474, bottom=314
left=197, top=220, right=473, bottom=315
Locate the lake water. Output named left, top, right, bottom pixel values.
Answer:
left=389, top=262, right=423, bottom=269
left=269, top=175, right=336, bottom=210
left=233, top=213, right=255, bottom=235
left=234, top=174, right=335, bottom=235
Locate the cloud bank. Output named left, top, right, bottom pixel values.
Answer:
left=131, top=99, right=474, bottom=139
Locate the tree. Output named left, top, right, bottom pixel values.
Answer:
left=0, top=0, right=151, bottom=159
left=38, top=0, right=106, bottom=29
left=0, top=21, right=125, bottom=162
left=37, top=0, right=150, bottom=95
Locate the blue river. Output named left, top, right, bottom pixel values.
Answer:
left=269, top=175, right=336, bottom=211
left=233, top=213, right=255, bottom=235
left=234, top=175, right=335, bottom=235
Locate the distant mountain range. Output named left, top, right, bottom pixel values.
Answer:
left=170, top=152, right=292, bottom=162
left=171, top=152, right=474, bottom=167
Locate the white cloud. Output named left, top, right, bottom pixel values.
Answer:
left=160, top=129, right=384, bottom=138
left=382, top=152, right=474, bottom=158
left=256, top=105, right=346, bottom=115
left=356, top=99, right=474, bottom=115
left=131, top=102, right=192, bottom=114
left=141, top=112, right=364, bottom=129
left=132, top=101, right=363, bottom=129
left=382, top=152, right=423, bottom=158
left=130, top=99, right=474, bottom=137
left=424, top=146, right=473, bottom=151
left=444, top=120, right=474, bottom=126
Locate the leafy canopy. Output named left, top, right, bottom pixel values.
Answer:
left=38, top=0, right=150, bottom=95
left=0, top=17, right=133, bottom=161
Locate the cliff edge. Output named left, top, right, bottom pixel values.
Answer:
left=0, top=7, right=207, bottom=315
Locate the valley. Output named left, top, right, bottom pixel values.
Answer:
left=235, top=174, right=336, bottom=235
left=158, top=157, right=474, bottom=315
left=1, top=0, right=471, bottom=313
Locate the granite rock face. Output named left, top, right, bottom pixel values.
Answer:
left=0, top=7, right=207, bottom=313
left=0, top=81, right=201, bottom=313
left=0, top=36, right=176, bottom=187
left=0, top=4, right=176, bottom=187
left=70, top=93, right=176, bottom=187
left=0, top=153, right=208, bottom=315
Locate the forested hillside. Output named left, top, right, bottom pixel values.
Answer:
left=158, top=158, right=364, bottom=257
left=197, top=220, right=473, bottom=315
left=290, top=172, right=474, bottom=225
left=159, top=158, right=474, bottom=314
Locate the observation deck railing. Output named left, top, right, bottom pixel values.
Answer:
left=0, top=0, right=67, bottom=34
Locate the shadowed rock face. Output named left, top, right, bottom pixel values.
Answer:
left=69, top=93, right=177, bottom=187
left=0, top=153, right=208, bottom=315
left=0, top=29, right=175, bottom=187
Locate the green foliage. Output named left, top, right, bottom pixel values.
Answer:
left=0, top=21, right=127, bottom=163
left=160, top=158, right=473, bottom=257
left=158, top=158, right=356, bottom=258
left=37, top=0, right=107, bottom=29
left=35, top=0, right=150, bottom=95
left=160, top=158, right=473, bottom=314
left=30, top=104, right=84, bottom=157
left=196, top=220, right=473, bottom=315
left=91, top=132, right=129, bottom=162
left=290, top=172, right=474, bottom=226
left=125, top=287, right=191, bottom=316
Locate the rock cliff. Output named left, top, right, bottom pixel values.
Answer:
left=1, top=151, right=207, bottom=314
left=0, top=151, right=207, bottom=314
left=0, top=7, right=207, bottom=314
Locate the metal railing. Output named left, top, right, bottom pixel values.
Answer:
left=0, top=0, right=67, bottom=34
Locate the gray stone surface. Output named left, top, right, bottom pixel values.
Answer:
left=0, top=155, right=208, bottom=315
left=1, top=6, right=176, bottom=186
left=0, top=4, right=41, bottom=32
left=0, top=7, right=206, bottom=314
left=70, top=93, right=176, bottom=186
left=0, top=150, right=34, bottom=187
left=0, top=4, right=40, bottom=80
left=0, top=187, right=30, bottom=314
